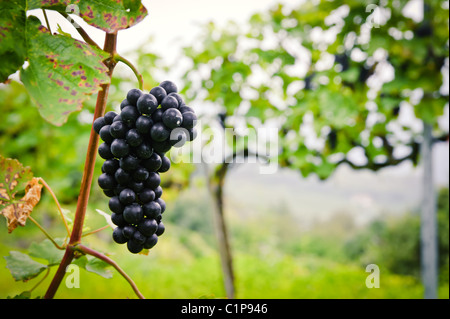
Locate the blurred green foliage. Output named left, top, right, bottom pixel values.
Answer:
left=344, top=187, right=449, bottom=280
left=182, top=0, right=449, bottom=179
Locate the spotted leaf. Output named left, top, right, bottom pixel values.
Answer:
left=0, top=0, right=27, bottom=83
left=0, top=156, right=43, bottom=233
left=20, top=16, right=110, bottom=126
left=77, top=0, right=148, bottom=33
left=28, top=0, right=148, bottom=33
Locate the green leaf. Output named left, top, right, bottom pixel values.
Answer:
left=73, top=255, right=113, bottom=279
left=20, top=16, right=110, bottom=126
left=74, top=0, right=148, bottom=33
left=28, top=0, right=72, bottom=11
left=7, top=291, right=32, bottom=299
left=28, top=1, right=148, bottom=32
left=0, top=0, right=27, bottom=83
left=4, top=251, right=47, bottom=281
left=28, top=239, right=65, bottom=266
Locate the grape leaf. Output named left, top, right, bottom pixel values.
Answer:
left=29, top=239, right=65, bottom=266
left=0, top=0, right=27, bottom=83
left=0, top=156, right=33, bottom=209
left=7, top=291, right=33, bottom=299
left=29, top=0, right=148, bottom=33
left=77, top=0, right=148, bottom=33
left=73, top=255, right=113, bottom=279
left=4, top=251, right=48, bottom=282
left=0, top=156, right=43, bottom=233
left=0, top=177, right=43, bottom=233
left=20, top=16, right=110, bottom=126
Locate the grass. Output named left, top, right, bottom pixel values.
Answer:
left=1, top=234, right=447, bottom=299
left=0, top=192, right=448, bottom=300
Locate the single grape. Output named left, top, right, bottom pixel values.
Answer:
left=120, top=155, right=140, bottom=171
left=152, top=108, right=164, bottom=122
left=103, top=189, right=115, bottom=197
left=110, top=139, right=130, bottom=158
left=93, top=117, right=106, bottom=134
left=150, top=122, right=171, bottom=142
left=154, top=185, right=163, bottom=199
left=127, top=238, right=144, bottom=254
left=102, top=159, right=119, bottom=174
left=109, top=121, right=128, bottom=139
left=134, top=142, right=153, bottom=159
left=120, top=99, right=129, bottom=110
left=156, top=198, right=166, bottom=214
left=143, top=234, right=158, bottom=249
left=104, top=111, right=118, bottom=124
left=98, top=143, right=114, bottom=159
left=109, top=196, right=125, bottom=214
left=159, top=80, right=178, bottom=94
left=181, top=111, right=197, bottom=129
left=158, top=155, right=171, bottom=173
left=119, top=188, right=136, bottom=205
left=121, top=105, right=140, bottom=125
left=145, top=172, right=161, bottom=189
left=150, top=86, right=167, bottom=104
left=143, top=201, right=161, bottom=219
left=123, top=203, right=144, bottom=224
left=111, top=212, right=126, bottom=227
left=137, top=93, right=158, bottom=115
left=98, top=173, right=116, bottom=190
left=122, top=225, right=136, bottom=239
left=129, top=180, right=145, bottom=193
left=152, top=140, right=172, bottom=153
left=168, top=92, right=184, bottom=106
left=161, top=95, right=179, bottom=111
left=138, top=218, right=158, bottom=237
left=133, top=167, right=149, bottom=182
left=136, top=115, right=153, bottom=134
left=126, top=129, right=143, bottom=147
left=142, top=153, right=162, bottom=172
left=133, top=230, right=147, bottom=245
left=112, top=227, right=128, bottom=244
left=138, top=188, right=155, bottom=203
left=99, top=125, right=114, bottom=143
left=126, top=88, right=143, bottom=106
left=156, top=222, right=165, bottom=236
left=162, top=108, right=183, bottom=129
left=179, top=105, right=195, bottom=114
left=115, top=168, right=132, bottom=185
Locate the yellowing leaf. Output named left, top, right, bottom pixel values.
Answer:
left=0, top=155, right=42, bottom=233
left=0, top=178, right=43, bottom=233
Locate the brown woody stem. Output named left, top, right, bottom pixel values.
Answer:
left=44, top=32, right=118, bottom=299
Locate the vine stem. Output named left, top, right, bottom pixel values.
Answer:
left=44, top=32, right=118, bottom=299
left=81, top=225, right=110, bottom=237
left=38, top=177, right=71, bottom=236
left=42, top=9, right=51, bottom=34
left=114, top=54, right=144, bottom=90
left=28, top=216, right=65, bottom=250
left=75, top=244, right=145, bottom=299
left=59, top=12, right=101, bottom=50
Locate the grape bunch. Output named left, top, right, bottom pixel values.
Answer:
left=93, top=81, right=197, bottom=254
